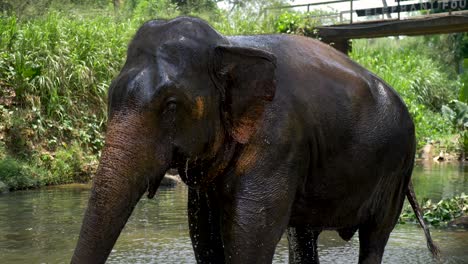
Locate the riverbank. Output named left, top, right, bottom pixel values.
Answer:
left=0, top=143, right=98, bottom=191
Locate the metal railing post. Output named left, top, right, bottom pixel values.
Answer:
left=307, top=4, right=310, bottom=13
left=398, top=0, right=401, bottom=20
left=350, top=0, right=353, bottom=24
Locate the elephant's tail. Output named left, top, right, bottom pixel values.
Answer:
left=406, top=181, right=441, bottom=260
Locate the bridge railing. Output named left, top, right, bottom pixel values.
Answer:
left=264, top=0, right=468, bottom=26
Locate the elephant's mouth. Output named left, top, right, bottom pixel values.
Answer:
left=147, top=166, right=171, bottom=199
left=142, top=147, right=193, bottom=190
left=177, top=159, right=201, bottom=187
left=173, top=143, right=239, bottom=189
left=147, top=148, right=179, bottom=199
left=166, top=147, right=205, bottom=188
left=174, top=157, right=201, bottom=188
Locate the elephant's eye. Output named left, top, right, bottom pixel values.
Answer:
left=165, top=97, right=177, bottom=111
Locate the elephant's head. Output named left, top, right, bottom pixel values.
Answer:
left=71, top=17, right=276, bottom=263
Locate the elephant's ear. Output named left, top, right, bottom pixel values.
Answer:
left=212, top=45, right=277, bottom=144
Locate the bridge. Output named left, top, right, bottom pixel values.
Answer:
left=265, top=0, right=468, bottom=53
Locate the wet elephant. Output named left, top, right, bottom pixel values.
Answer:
left=71, top=17, right=439, bottom=264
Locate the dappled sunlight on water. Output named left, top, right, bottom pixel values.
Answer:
left=0, top=164, right=467, bottom=263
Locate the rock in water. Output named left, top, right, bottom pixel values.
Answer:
left=448, top=216, right=468, bottom=229
left=160, top=174, right=182, bottom=187
left=421, top=143, right=433, bottom=160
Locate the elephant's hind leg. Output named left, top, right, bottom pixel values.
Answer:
left=188, top=187, right=225, bottom=263
left=287, top=226, right=321, bottom=264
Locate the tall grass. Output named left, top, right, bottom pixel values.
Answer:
left=1, top=12, right=133, bottom=115
left=0, top=11, right=138, bottom=189
left=0, top=12, right=140, bottom=154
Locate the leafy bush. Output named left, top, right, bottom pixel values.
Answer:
left=442, top=100, right=468, bottom=131
left=442, top=100, right=468, bottom=155
left=0, top=157, right=45, bottom=190
left=208, top=4, right=276, bottom=36
left=0, top=143, right=94, bottom=190
left=411, top=62, right=460, bottom=111
left=275, top=11, right=303, bottom=34
left=0, top=12, right=135, bottom=156
left=274, top=10, right=332, bottom=37
left=399, top=193, right=468, bottom=226
left=410, top=105, right=454, bottom=149
left=34, top=143, right=96, bottom=185
left=130, top=0, right=179, bottom=19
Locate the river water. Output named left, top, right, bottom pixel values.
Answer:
left=0, top=163, right=467, bottom=263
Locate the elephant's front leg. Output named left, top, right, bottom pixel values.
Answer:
left=288, top=226, right=321, bottom=264
left=220, top=164, right=298, bottom=263
left=188, top=187, right=225, bottom=263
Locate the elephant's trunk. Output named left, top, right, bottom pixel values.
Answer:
left=71, top=112, right=168, bottom=264
left=71, top=162, right=146, bottom=263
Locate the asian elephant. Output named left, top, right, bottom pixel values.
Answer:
left=71, top=17, right=439, bottom=264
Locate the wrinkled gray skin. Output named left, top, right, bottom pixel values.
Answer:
left=71, top=17, right=438, bottom=264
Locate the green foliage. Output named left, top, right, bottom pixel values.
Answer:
left=0, top=142, right=95, bottom=190
left=274, top=11, right=303, bottom=34
left=130, top=0, right=179, bottom=19
left=399, top=193, right=468, bottom=226
left=123, top=0, right=222, bottom=17
left=211, top=8, right=275, bottom=35
left=411, top=65, right=460, bottom=111
left=459, top=70, right=468, bottom=103
left=423, top=33, right=463, bottom=76
left=274, top=10, right=332, bottom=36
left=0, top=11, right=136, bottom=156
left=442, top=100, right=468, bottom=131
left=0, top=0, right=113, bottom=19
left=0, top=157, right=44, bottom=190
left=171, top=0, right=219, bottom=15
left=442, top=100, right=468, bottom=155
left=0, top=1, right=276, bottom=154
left=409, top=104, right=453, bottom=150
left=39, top=143, right=94, bottom=185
